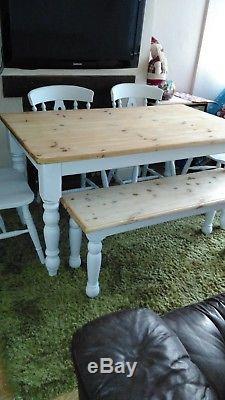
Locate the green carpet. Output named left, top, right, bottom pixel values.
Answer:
left=0, top=205, right=225, bottom=400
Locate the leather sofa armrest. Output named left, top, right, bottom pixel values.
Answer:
left=163, top=293, right=225, bottom=400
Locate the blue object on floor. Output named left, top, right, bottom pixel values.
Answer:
left=207, top=88, right=225, bottom=115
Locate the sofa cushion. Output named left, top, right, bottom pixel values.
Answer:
left=72, top=308, right=216, bottom=400
left=164, top=293, right=225, bottom=400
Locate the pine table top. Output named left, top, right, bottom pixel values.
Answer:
left=1, top=104, right=225, bottom=164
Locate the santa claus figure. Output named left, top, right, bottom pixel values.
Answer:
left=147, top=37, right=168, bottom=86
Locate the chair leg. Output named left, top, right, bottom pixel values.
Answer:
left=132, top=166, right=139, bottom=183
left=181, top=158, right=193, bottom=175
left=220, top=209, right=225, bottom=230
left=164, top=161, right=176, bottom=177
left=107, top=169, right=116, bottom=185
left=142, top=165, right=148, bottom=177
left=0, top=214, right=6, bottom=233
left=22, top=205, right=45, bottom=264
left=80, top=173, right=87, bottom=188
left=101, top=170, right=109, bottom=188
left=201, top=210, right=216, bottom=235
left=169, top=161, right=176, bottom=176
left=17, top=207, right=26, bottom=225
left=164, top=162, right=171, bottom=177
left=69, top=218, right=82, bottom=268
left=86, top=239, right=102, bottom=298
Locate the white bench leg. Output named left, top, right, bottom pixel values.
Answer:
left=201, top=210, right=216, bottom=235
left=69, top=218, right=82, bottom=268
left=86, top=240, right=102, bottom=298
left=220, top=209, right=225, bottom=229
left=22, top=205, right=45, bottom=264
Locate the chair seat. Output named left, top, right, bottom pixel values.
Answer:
left=0, top=168, right=34, bottom=209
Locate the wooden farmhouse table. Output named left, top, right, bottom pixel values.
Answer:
left=1, top=104, right=225, bottom=275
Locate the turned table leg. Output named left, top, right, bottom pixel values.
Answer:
left=43, top=201, right=60, bottom=275
left=39, top=164, right=62, bottom=275
left=86, top=239, right=102, bottom=298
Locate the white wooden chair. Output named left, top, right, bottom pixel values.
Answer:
left=0, top=167, right=45, bottom=264
left=181, top=155, right=220, bottom=175
left=28, top=85, right=109, bottom=190
left=110, top=83, right=175, bottom=184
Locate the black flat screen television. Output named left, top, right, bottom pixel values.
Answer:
left=0, top=0, right=146, bottom=69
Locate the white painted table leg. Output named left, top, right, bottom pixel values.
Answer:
left=43, top=201, right=60, bottom=275
left=220, top=209, right=225, bottom=230
left=39, top=164, right=62, bottom=275
left=69, top=218, right=82, bottom=268
left=201, top=210, right=216, bottom=234
left=86, top=240, right=102, bottom=298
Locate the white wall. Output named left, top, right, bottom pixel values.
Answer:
left=2, top=0, right=219, bottom=166
left=193, top=0, right=225, bottom=100
left=152, top=0, right=207, bottom=93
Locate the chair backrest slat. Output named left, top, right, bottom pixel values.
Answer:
left=111, top=83, right=163, bottom=108
left=28, top=85, right=94, bottom=111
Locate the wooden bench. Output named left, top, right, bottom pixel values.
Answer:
left=61, top=169, right=225, bottom=297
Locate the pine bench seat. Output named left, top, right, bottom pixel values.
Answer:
left=61, top=169, right=225, bottom=297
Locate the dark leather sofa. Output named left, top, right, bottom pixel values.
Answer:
left=72, top=293, right=225, bottom=400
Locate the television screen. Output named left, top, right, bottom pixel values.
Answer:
left=1, top=0, right=146, bottom=69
